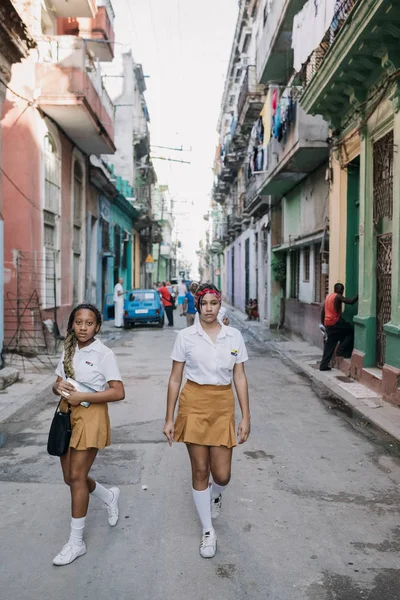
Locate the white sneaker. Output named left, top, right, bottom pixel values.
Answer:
left=106, top=487, right=120, bottom=526
left=53, top=541, right=86, bottom=566
left=199, top=530, right=217, bottom=558
left=211, top=494, right=222, bottom=519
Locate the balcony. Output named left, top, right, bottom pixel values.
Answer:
left=245, top=101, right=328, bottom=211
left=35, top=36, right=115, bottom=155
left=300, top=0, right=400, bottom=127
left=57, top=1, right=115, bottom=62
left=262, top=105, right=328, bottom=195
left=48, top=0, right=97, bottom=18
left=256, top=0, right=305, bottom=84
left=244, top=171, right=269, bottom=216
left=237, top=66, right=266, bottom=132
left=160, top=242, right=172, bottom=257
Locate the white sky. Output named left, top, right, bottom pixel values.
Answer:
left=110, top=0, right=238, bottom=276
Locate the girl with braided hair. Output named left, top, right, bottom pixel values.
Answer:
left=163, top=283, right=250, bottom=559
left=52, top=304, right=125, bottom=566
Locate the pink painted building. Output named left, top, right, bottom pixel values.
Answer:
left=2, top=0, right=115, bottom=355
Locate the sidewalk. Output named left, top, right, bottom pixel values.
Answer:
left=225, top=303, right=400, bottom=445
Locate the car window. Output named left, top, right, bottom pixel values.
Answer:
left=129, top=292, right=156, bottom=302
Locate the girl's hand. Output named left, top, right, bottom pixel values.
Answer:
left=67, top=391, right=86, bottom=407
left=163, top=420, right=175, bottom=446
left=54, top=379, right=76, bottom=396
left=237, top=417, right=251, bottom=444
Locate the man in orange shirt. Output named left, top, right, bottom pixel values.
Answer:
left=158, top=282, right=174, bottom=327
left=319, top=283, right=358, bottom=371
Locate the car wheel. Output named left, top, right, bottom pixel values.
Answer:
left=158, top=316, right=165, bottom=328
left=123, top=321, right=130, bottom=329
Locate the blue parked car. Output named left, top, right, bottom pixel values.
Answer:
left=123, top=289, right=165, bottom=328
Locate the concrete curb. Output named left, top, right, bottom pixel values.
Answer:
left=227, top=309, right=400, bottom=445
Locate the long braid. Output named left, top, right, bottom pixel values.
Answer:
left=63, top=330, right=77, bottom=379
left=63, top=303, right=102, bottom=379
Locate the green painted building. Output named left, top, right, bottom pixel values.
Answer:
left=300, top=0, right=400, bottom=401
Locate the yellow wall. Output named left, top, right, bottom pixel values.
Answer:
left=329, top=131, right=360, bottom=290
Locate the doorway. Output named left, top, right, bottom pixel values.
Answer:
left=373, top=130, right=393, bottom=367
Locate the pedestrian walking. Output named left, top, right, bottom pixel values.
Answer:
left=177, top=279, right=188, bottom=316
left=158, top=282, right=174, bottom=327
left=113, top=278, right=127, bottom=328
left=183, top=281, right=198, bottom=326
left=51, top=304, right=125, bottom=566
left=319, top=283, right=358, bottom=371
left=163, top=283, right=250, bottom=559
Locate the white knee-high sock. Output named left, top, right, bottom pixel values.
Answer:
left=91, top=481, right=114, bottom=505
left=192, top=488, right=213, bottom=534
left=69, top=516, right=86, bottom=546
left=211, top=481, right=228, bottom=500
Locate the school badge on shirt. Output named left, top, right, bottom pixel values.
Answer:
left=86, top=361, right=94, bottom=367
left=231, top=349, right=238, bottom=356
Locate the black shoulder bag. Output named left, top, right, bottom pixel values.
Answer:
left=47, top=401, right=71, bottom=457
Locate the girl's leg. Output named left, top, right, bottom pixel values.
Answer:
left=60, top=448, right=96, bottom=492
left=69, top=447, right=98, bottom=518
left=209, top=446, right=233, bottom=518
left=186, top=444, right=217, bottom=558
left=53, top=448, right=97, bottom=566
left=60, top=449, right=118, bottom=522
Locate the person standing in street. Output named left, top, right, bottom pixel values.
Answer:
left=113, top=278, right=127, bottom=328
left=177, top=279, right=188, bottom=316
left=319, top=283, right=358, bottom=371
left=183, top=281, right=198, bottom=327
left=51, top=304, right=125, bottom=566
left=158, top=282, right=174, bottom=327
left=163, top=283, right=250, bottom=559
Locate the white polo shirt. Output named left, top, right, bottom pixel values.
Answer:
left=171, top=320, right=248, bottom=385
left=55, top=338, right=122, bottom=392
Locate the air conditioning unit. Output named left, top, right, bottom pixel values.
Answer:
left=241, top=55, right=249, bottom=68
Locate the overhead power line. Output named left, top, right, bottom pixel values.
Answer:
left=152, top=156, right=191, bottom=164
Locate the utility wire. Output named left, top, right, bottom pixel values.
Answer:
left=0, top=166, right=41, bottom=213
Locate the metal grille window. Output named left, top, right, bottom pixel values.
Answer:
left=290, top=249, right=300, bottom=299
left=114, top=226, right=121, bottom=268
left=303, top=246, right=310, bottom=282
left=101, top=218, right=111, bottom=252
left=73, top=162, right=83, bottom=305
left=373, top=130, right=393, bottom=225
left=44, top=134, right=60, bottom=214
left=376, top=234, right=392, bottom=367
left=314, top=244, right=322, bottom=303
left=43, top=135, right=60, bottom=308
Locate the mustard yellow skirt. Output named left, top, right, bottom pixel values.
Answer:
left=60, top=398, right=111, bottom=450
left=174, top=380, right=236, bottom=448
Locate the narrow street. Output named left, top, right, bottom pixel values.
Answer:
left=1, top=318, right=400, bottom=600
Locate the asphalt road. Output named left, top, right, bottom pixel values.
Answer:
left=0, top=315, right=400, bottom=600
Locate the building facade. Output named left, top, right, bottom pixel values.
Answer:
left=298, top=0, right=400, bottom=401
left=0, top=1, right=35, bottom=361
left=1, top=0, right=166, bottom=359
left=210, top=0, right=330, bottom=347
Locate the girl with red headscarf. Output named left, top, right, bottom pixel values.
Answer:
left=163, top=283, right=251, bottom=559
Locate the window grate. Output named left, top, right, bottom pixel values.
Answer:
left=373, top=130, right=393, bottom=225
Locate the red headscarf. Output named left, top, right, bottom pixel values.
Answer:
left=195, top=287, right=222, bottom=310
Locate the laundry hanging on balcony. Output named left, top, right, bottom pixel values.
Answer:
left=270, top=90, right=296, bottom=144
left=291, top=0, right=336, bottom=73
left=247, top=117, right=265, bottom=177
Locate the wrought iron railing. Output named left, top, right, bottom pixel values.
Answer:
left=237, top=65, right=264, bottom=119
left=301, top=0, right=358, bottom=86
